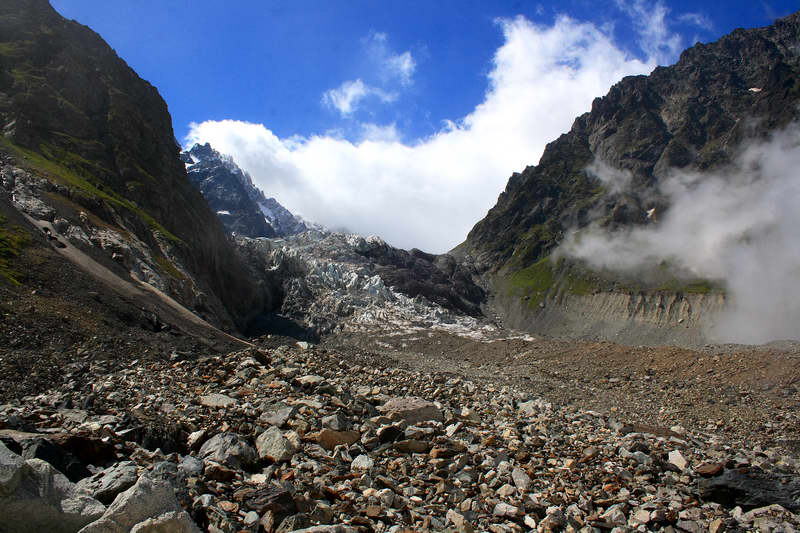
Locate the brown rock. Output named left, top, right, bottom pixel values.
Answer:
left=318, top=429, right=360, bottom=451
left=696, top=462, right=724, bottom=477
left=243, top=485, right=297, bottom=515
left=218, top=500, right=239, bottom=513
left=204, top=461, right=236, bottom=481
left=393, top=439, right=430, bottom=453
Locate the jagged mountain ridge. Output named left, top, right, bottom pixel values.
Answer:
left=458, top=10, right=800, bottom=343
left=181, top=143, right=309, bottom=238
left=181, top=143, right=276, bottom=238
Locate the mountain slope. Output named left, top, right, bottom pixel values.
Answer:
left=459, top=11, right=800, bottom=343
left=0, top=0, right=277, bottom=331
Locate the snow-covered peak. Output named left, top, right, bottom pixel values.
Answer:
left=181, top=143, right=313, bottom=237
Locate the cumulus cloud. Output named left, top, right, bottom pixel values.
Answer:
left=322, top=79, right=396, bottom=116
left=187, top=12, right=678, bottom=253
left=359, top=122, right=401, bottom=143
left=562, top=125, right=800, bottom=344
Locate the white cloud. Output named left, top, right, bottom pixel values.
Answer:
left=321, top=79, right=396, bottom=116
left=678, top=12, right=714, bottom=31
left=363, top=31, right=416, bottom=85
left=616, top=0, right=683, bottom=63
left=562, top=125, right=800, bottom=344
left=187, top=13, right=670, bottom=253
left=385, top=51, right=416, bottom=86
left=360, top=122, right=401, bottom=143
left=321, top=32, right=417, bottom=117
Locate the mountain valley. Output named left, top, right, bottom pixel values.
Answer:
left=0, top=1, right=799, bottom=532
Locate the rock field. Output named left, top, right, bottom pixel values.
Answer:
left=1, top=335, right=798, bottom=532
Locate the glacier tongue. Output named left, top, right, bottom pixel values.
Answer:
left=237, top=230, right=530, bottom=342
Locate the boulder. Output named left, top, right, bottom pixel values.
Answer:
left=129, top=510, right=200, bottom=533
left=78, top=474, right=200, bottom=533
left=198, top=432, right=256, bottom=470
left=256, top=427, right=298, bottom=463
left=377, top=397, right=443, bottom=425
left=259, top=403, right=297, bottom=428
left=0, top=442, right=106, bottom=533
left=21, top=437, right=90, bottom=482
left=317, top=429, right=360, bottom=451
left=199, top=393, right=237, bottom=409
left=698, top=467, right=800, bottom=511
left=77, top=461, right=139, bottom=505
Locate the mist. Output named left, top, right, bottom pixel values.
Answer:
left=562, top=124, right=800, bottom=344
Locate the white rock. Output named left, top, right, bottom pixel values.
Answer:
left=669, top=450, right=688, bottom=471
left=351, top=454, right=374, bottom=471
left=199, top=393, right=236, bottom=408
left=256, top=426, right=297, bottom=463
left=198, top=432, right=257, bottom=470
left=511, top=467, right=532, bottom=492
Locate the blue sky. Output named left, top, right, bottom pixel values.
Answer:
left=50, top=1, right=800, bottom=252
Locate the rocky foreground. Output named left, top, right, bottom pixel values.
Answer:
left=1, top=339, right=799, bottom=533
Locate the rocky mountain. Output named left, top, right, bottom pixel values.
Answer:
left=458, top=11, right=800, bottom=344
left=181, top=143, right=276, bottom=238
left=0, top=0, right=279, bottom=333
left=181, top=143, right=310, bottom=238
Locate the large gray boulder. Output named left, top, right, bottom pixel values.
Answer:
left=256, top=426, right=297, bottom=463
left=198, top=432, right=257, bottom=470
left=76, top=461, right=139, bottom=505
left=0, top=441, right=106, bottom=533
left=78, top=474, right=200, bottom=533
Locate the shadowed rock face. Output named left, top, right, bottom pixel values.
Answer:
left=0, top=0, right=277, bottom=331
left=357, top=240, right=485, bottom=317
left=462, top=11, right=800, bottom=273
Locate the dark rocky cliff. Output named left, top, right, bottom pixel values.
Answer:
left=0, top=0, right=277, bottom=331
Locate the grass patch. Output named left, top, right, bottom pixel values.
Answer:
left=0, top=215, right=30, bottom=286
left=154, top=254, right=187, bottom=281
left=507, top=256, right=555, bottom=308
left=655, top=279, right=719, bottom=294
left=505, top=253, right=720, bottom=311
